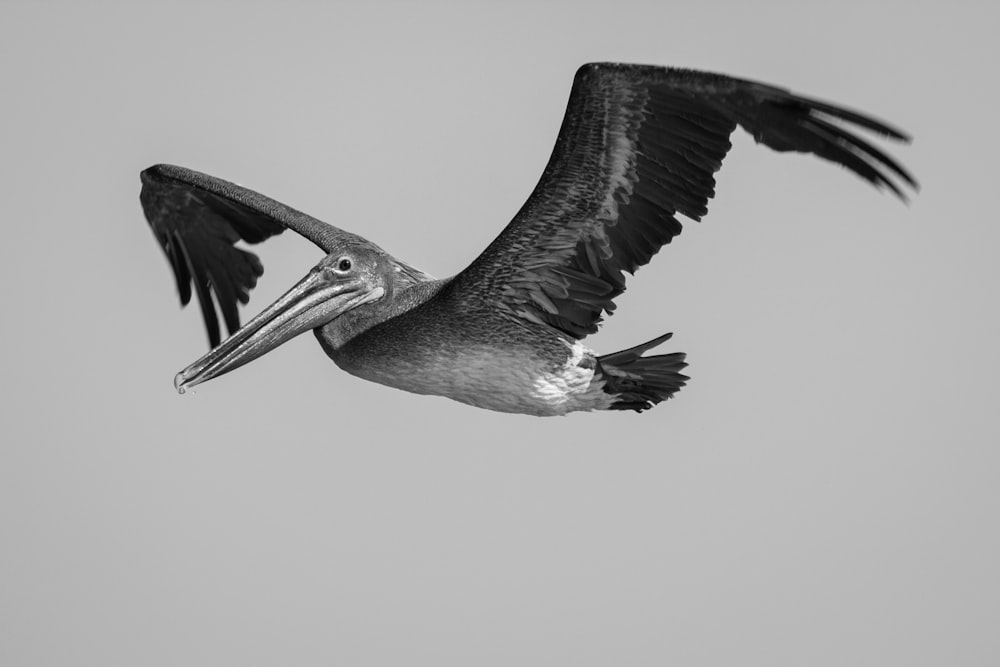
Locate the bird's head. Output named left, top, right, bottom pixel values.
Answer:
left=173, top=243, right=390, bottom=393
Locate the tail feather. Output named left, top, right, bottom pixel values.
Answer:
left=597, top=332, right=688, bottom=412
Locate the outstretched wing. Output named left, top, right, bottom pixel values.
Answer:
left=140, top=164, right=383, bottom=348
left=447, top=63, right=918, bottom=339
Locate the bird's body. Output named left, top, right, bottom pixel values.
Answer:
left=316, top=286, right=612, bottom=415
left=141, top=63, right=917, bottom=416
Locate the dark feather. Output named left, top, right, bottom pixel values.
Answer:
left=139, top=164, right=430, bottom=348
left=446, top=63, right=917, bottom=340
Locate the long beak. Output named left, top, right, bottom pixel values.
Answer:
left=174, top=269, right=384, bottom=393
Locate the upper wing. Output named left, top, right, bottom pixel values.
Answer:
left=446, top=63, right=918, bottom=339
left=140, top=164, right=397, bottom=348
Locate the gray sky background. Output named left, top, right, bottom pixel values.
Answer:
left=2, top=1, right=997, bottom=665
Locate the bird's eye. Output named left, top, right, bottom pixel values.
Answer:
left=337, top=258, right=352, bottom=271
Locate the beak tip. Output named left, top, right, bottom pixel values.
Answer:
left=174, top=371, right=189, bottom=395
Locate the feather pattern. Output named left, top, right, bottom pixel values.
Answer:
left=140, top=164, right=433, bottom=347
left=446, top=63, right=917, bottom=339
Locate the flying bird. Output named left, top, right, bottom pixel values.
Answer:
left=140, top=63, right=917, bottom=416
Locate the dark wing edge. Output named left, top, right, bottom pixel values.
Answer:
left=446, top=62, right=918, bottom=340
left=140, top=164, right=348, bottom=348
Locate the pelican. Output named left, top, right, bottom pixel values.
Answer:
left=141, top=63, right=917, bottom=416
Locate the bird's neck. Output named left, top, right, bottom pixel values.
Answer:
left=315, top=278, right=451, bottom=351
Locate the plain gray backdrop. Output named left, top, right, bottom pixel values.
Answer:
left=2, top=0, right=997, bottom=665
